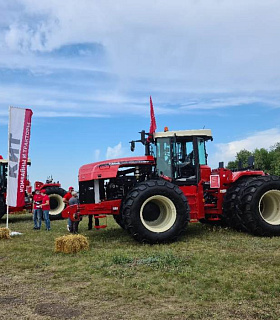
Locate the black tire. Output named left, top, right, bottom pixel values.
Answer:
left=45, top=187, right=67, bottom=220
left=113, top=211, right=126, bottom=230
left=222, top=177, right=253, bottom=231
left=123, top=180, right=190, bottom=244
left=239, top=175, right=280, bottom=236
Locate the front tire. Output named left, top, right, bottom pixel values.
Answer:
left=113, top=211, right=126, bottom=230
left=239, top=176, right=280, bottom=236
left=123, top=180, right=190, bottom=244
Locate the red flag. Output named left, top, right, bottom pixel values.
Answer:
left=7, top=107, right=33, bottom=207
left=147, top=96, right=157, bottom=142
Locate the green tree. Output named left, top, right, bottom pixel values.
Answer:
left=254, top=148, right=271, bottom=172
left=269, top=143, right=280, bottom=176
left=270, top=142, right=280, bottom=153
left=226, top=149, right=252, bottom=170
left=227, top=160, right=238, bottom=170
left=226, top=143, right=280, bottom=175
left=236, top=149, right=253, bottom=168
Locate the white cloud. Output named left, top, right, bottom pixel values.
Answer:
left=4, top=23, right=51, bottom=52
left=211, top=128, right=280, bottom=167
left=0, top=0, right=280, bottom=121
left=106, top=142, right=125, bottom=159
left=180, top=97, right=280, bottom=110
left=94, top=149, right=100, bottom=161
left=1, top=0, right=280, bottom=92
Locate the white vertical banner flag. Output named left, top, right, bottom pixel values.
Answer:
left=7, top=107, right=33, bottom=208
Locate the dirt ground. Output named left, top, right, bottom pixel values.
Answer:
left=1, top=271, right=278, bottom=320
left=0, top=273, right=84, bottom=320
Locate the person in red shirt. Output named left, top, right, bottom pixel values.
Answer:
left=40, top=189, right=51, bottom=231
left=32, top=189, right=43, bottom=230
left=63, top=186, right=74, bottom=205
left=64, top=186, right=74, bottom=231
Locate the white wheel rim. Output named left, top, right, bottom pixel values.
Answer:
left=259, top=189, right=280, bottom=225
left=140, top=195, right=177, bottom=232
left=48, top=194, right=65, bottom=216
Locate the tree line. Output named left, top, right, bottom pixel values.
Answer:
left=227, top=143, right=280, bottom=176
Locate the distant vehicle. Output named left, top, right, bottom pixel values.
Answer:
left=0, top=156, right=67, bottom=220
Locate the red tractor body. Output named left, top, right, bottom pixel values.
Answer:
left=34, top=180, right=62, bottom=190
left=62, top=128, right=280, bottom=243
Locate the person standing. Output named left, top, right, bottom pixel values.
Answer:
left=69, top=191, right=80, bottom=233
left=32, top=189, right=43, bottom=230
left=88, top=215, right=100, bottom=230
left=40, top=189, right=51, bottom=231
left=63, top=186, right=74, bottom=231
left=63, top=186, right=74, bottom=205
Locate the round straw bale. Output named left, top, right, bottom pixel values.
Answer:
left=0, top=228, right=11, bottom=239
left=55, top=234, right=89, bottom=253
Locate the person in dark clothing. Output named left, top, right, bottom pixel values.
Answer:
left=88, top=215, right=100, bottom=230
left=40, top=189, right=51, bottom=231
left=32, top=189, right=43, bottom=230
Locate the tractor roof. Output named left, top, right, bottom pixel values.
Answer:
left=0, top=159, right=31, bottom=164
left=154, top=129, right=212, bottom=140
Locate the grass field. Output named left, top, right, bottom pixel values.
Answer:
left=1, top=213, right=280, bottom=320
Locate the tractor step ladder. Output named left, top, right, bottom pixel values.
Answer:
left=94, top=215, right=107, bottom=229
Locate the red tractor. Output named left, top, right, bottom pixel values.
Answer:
left=0, top=156, right=32, bottom=219
left=0, top=155, right=67, bottom=220
left=62, top=128, right=280, bottom=243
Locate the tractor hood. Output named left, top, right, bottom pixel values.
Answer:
left=79, top=156, right=155, bottom=181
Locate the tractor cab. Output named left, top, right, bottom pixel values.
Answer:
left=153, top=129, right=213, bottom=184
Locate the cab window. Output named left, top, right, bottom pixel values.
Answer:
left=156, top=138, right=172, bottom=177
left=197, top=138, right=207, bottom=165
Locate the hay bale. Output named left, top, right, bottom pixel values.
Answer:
left=55, top=234, right=89, bottom=254
left=0, top=228, right=11, bottom=239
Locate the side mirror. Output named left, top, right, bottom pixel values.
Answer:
left=130, top=141, right=135, bottom=152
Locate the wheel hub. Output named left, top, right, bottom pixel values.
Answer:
left=140, top=195, right=177, bottom=232
left=259, top=189, right=280, bottom=225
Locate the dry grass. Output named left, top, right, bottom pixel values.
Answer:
left=55, top=234, right=89, bottom=253
left=1, top=213, right=280, bottom=319
left=0, top=227, right=10, bottom=239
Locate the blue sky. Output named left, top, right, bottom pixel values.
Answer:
left=1, top=0, right=280, bottom=189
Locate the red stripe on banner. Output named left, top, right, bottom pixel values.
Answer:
left=16, top=109, right=32, bottom=207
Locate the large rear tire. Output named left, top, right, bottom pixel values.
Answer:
left=123, top=180, right=190, bottom=244
left=222, top=177, right=252, bottom=231
left=239, top=176, right=280, bottom=236
left=45, top=187, right=67, bottom=220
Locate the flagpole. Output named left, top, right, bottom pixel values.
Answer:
left=6, top=106, right=11, bottom=229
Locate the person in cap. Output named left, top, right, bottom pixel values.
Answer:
left=39, top=189, right=51, bottom=231
left=63, top=187, right=74, bottom=205
left=63, top=186, right=74, bottom=231
left=32, top=189, right=43, bottom=230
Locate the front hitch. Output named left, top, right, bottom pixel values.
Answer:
left=61, top=204, right=80, bottom=221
